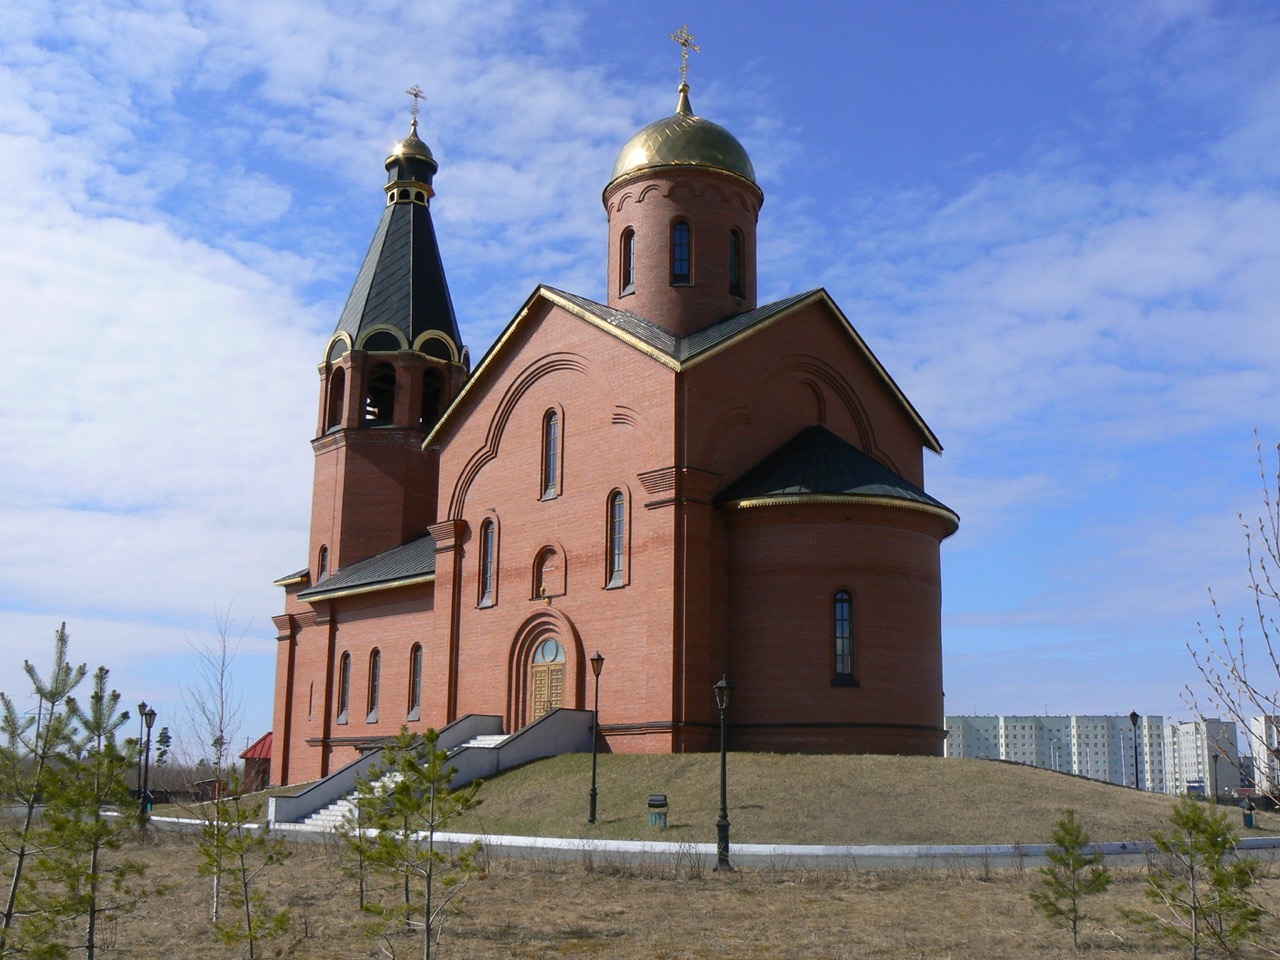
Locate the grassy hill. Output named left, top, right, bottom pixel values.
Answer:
left=449, top=752, right=1272, bottom=845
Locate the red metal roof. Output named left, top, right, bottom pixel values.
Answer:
left=240, top=731, right=272, bottom=760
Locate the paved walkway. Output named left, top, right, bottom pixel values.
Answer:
left=151, top=815, right=1280, bottom=870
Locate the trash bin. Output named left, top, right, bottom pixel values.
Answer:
left=1242, top=800, right=1256, bottom=829
left=648, top=793, right=668, bottom=828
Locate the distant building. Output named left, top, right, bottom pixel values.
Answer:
left=1164, top=719, right=1239, bottom=797
left=1248, top=716, right=1280, bottom=794
left=944, top=714, right=1165, bottom=791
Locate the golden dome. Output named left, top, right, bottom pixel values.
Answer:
left=389, top=118, right=434, bottom=163
left=607, top=83, right=756, bottom=191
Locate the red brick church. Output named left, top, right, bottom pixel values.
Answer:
left=269, top=69, right=958, bottom=787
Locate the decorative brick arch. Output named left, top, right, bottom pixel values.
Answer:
left=506, top=609, right=586, bottom=730
left=446, top=352, right=591, bottom=519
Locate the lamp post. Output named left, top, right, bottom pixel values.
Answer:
left=1129, top=711, right=1141, bottom=791
left=135, top=701, right=148, bottom=799
left=138, top=706, right=157, bottom=825
left=713, top=675, right=734, bottom=872
left=1212, top=751, right=1221, bottom=799
left=587, top=651, right=604, bottom=824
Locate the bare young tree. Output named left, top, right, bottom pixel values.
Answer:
left=1188, top=437, right=1280, bottom=801
left=182, top=606, right=247, bottom=922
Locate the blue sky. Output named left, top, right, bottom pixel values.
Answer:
left=2, top=0, right=1279, bottom=758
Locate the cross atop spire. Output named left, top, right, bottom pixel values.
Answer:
left=406, top=84, right=426, bottom=130
left=669, top=24, right=700, bottom=86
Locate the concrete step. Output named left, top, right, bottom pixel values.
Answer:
left=301, top=772, right=402, bottom=831
left=454, top=734, right=509, bottom=750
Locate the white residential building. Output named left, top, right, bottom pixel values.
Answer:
left=945, top=714, right=1166, bottom=791
left=1248, top=716, right=1279, bottom=794
left=1164, top=719, right=1240, bottom=797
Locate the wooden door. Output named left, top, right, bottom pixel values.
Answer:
left=529, top=638, right=565, bottom=721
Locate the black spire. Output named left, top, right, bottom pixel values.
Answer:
left=333, top=116, right=463, bottom=365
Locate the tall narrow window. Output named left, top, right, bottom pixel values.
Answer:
left=337, top=652, right=351, bottom=723
left=729, top=229, right=744, bottom=297
left=541, top=410, right=560, bottom=499
left=479, top=518, right=497, bottom=606
left=833, top=590, right=855, bottom=684
left=607, top=490, right=626, bottom=587
left=316, top=545, right=328, bottom=582
left=367, top=649, right=381, bottom=722
left=407, top=643, right=423, bottom=720
left=671, top=221, right=691, bottom=284
left=620, top=228, right=636, bottom=295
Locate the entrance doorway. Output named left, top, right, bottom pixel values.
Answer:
left=529, top=638, right=565, bottom=721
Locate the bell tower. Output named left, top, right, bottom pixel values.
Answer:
left=309, top=91, right=469, bottom=580
left=602, top=28, right=763, bottom=337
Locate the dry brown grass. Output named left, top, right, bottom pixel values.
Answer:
left=36, top=754, right=1280, bottom=957
left=96, top=830, right=1280, bottom=958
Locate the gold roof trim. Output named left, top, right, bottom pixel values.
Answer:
left=422, top=286, right=678, bottom=449
left=725, top=493, right=959, bottom=530
left=301, top=572, right=436, bottom=603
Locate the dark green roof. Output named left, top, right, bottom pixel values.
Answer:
left=335, top=201, right=461, bottom=360
left=545, top=287, right=814, bottom=364
left=715, top=425, right=954, bottom=519
left=297, top=535, right=436, bottom=601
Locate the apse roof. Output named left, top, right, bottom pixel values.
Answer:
left=297, top=535, right=436, bottom=602
left=715, top=425, right=955, bottom=522
left=333, top=199, right=461, bottom=352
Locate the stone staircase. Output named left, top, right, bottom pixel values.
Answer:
left=299, top=734, right=512, bottom=831
left=269, top=710, right=591, bottom=828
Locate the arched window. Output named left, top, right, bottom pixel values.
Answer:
left=833, top=591, right=856, bottom=684
left=478, top=518, right=497, bottom=607
left=620, top=227, right=636, bottom=295
left=729, top=228, right=744, bottom=297
left=364, top=362, right=397, bottom=423
left=541, top=409, right=560, bottom=499
left=606, top=490, right=626, bottom=587
left=316, top=545, right=329, bottom=583
left=326, top=367, right=346, bottom=430
left=367, top=649, right=381, bottom=722
left=336, top=652, right=351, bottom=723
left=671, top=221, right=691, bottom=285
left=407, top=644, right=423, bottom=721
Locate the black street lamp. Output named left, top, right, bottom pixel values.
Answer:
left=136, top=701, right=148, bottom=798
left=1213, top=751, right=1221, bottom=799
left=713, top=675, right=734, bottom=872
left=139, top=706, right=157, bottom=825
left=588, top=651, right=605, bottom=824
left=1129, top=711, right=1141, bottom=791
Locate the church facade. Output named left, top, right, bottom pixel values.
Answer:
left=269, top=79, right=958, bottom=787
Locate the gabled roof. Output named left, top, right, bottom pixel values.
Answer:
left=715, top=425, right=957, bottom=529
left=297, top=535, right=436, bottom=602
left=425, top=286, right=940, bottom=453
left=240, top=731, right=272, bottom=761
left=334, top=200, right=461, bottom=353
